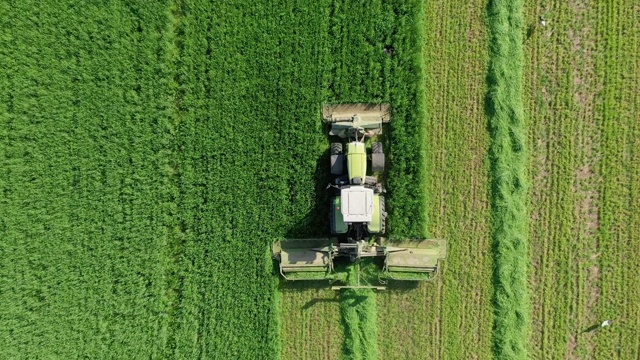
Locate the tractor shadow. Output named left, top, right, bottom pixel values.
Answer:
left=277, top=280, right=341, bottom=309
left=283, top=147, right=332, bottom=239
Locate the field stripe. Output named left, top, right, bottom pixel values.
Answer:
left=278, top=0, right=433, bottom=358
left=594, top=0, right=640, bottom=357
left=378, top=0, right=493, bottom=358
left=0, top=1, right=177, bottom=357
left=340, top=264, right=378, bottom=360
left=486, top=0, right=530, bottom=359
left=524, top=0, right=640, bottom=358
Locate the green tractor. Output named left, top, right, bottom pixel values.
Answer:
left=272, top=104, right=447, bottom=289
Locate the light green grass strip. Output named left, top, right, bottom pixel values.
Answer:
left=340, top=264, right=378, bottom=360
left=486, top=0, right=530, bottom=359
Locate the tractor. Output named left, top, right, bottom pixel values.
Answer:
left=272, top=104, right=447, bottom=290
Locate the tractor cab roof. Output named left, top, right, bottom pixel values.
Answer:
left=340, top=186, right=374, bottom=223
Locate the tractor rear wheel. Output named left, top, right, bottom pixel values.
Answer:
left=371, top=142, right=384, bottom=172
left=330, top=143, right=344, bottom=175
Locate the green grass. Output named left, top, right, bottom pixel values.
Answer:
left=523, top=0, right=640, bottom=358
left=7, top=0, right=636, bottom=359
left=339, top=263, right=378, bottom=360
left=0, top=0, right=326, bottom=357
left=166, top=0, right=331, bottom=357
left=377, top=0, right=494, bottom=358
left=279, top=0, right=432, bottom=358
left=0, top=1, right=176, bottom=358
left=486, top=0, right=529, bottom=359
left=0, top=0, right=429, bottom=358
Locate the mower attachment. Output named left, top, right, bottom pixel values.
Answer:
left=382, top=239, right=447, bottom=280
left=272, top=238, right=336, bottom=280
left=322, top=103, right=391, bottom=138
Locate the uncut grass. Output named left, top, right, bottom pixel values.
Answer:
left=377, top=0, right=493, bottom=358
left=524, top=0, right=640, bottom=358
left=0, top=1, right=175, bottom=358
left=486, top=0, right=529, bottom=359
left=325, top=0, right=427, bottom=238
left=168, top=0, right=334, bottom=358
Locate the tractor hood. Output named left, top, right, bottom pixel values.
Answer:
left=347, top=142, right=367, bottom=183
left=340, top=186, right=374, bottom=223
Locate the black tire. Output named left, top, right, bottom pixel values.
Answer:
left=331, top=154, right=344, bottom=175
left=371, top=153, right=385, bottom=172
left=372, top=142, right=383, bottom=154
left=330, top=142, right=343, bottom=155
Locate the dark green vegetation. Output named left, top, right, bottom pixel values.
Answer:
left=524, top=0, right=640, bottom=358
left=325, top=0, right=429, bottom=239
left=1, top=0, right=428, bottom=358
left=0, top=0, right=314, bottom=357
left=0, top=1, right=176, bottom=358
left=486, top=0, right=529, bottom=359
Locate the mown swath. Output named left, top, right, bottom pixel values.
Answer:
left=524, top=0, right=640, bottom=358
left=378, top=0, right=493, bottom=358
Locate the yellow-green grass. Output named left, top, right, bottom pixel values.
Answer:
left=280, top=283, right=343, bottom=360
left=485, top=0, right=530, bottom=358
left=377, top=0, right=493, bottom=359
left=524, top=0, right=640, bottom=358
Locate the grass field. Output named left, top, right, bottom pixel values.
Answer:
left=524, top=0, right=640, bottom=358
left=0, top=2, right=177, bottom=358
left=279, top=0, right=430, bottom=358
left=377, top=0, right=493, bottom=359
left=1, top=0, right=639, bottom=359
left=1, top=0, right=427, bottom=358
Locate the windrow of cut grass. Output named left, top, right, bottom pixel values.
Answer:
left=339, top=263, right=378, bottom=360
left=486, top=0, right=529, bottom=359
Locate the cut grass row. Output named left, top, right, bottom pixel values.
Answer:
left=340, top=264, right=378, bottom=360
left=486, top=0, right=529, bottom=359
left=524, top=0, right=640, bottom=358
